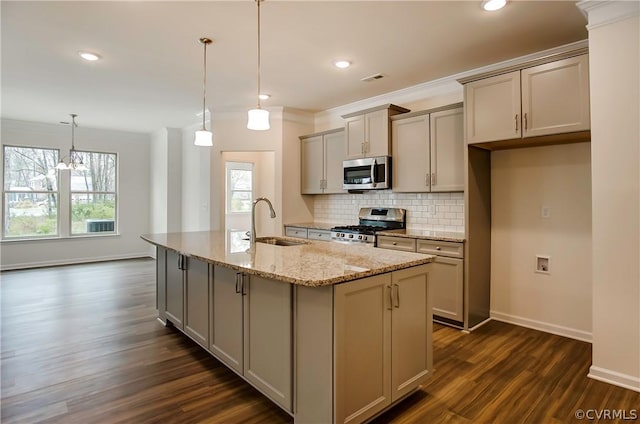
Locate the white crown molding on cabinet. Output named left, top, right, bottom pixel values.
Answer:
left=315, top=39, right=589, bottom=128
left=577, top=0, right=640, bottom=30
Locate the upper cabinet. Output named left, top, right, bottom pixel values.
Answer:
left=391, top=104, right=464, bottom=192
left=300, top=128, right=345, bottom=195
left=342, top=104, right=410, bottom=159
left=464, top=54, right=590, bottom=146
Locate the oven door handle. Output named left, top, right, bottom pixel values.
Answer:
left=370, top=159, right=376, bottom=188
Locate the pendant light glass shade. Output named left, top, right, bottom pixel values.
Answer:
left=247, top=0, right=270, bottom=131
left=194, top=129, right=213, bottom=146
left=195, top=37, right=213, bottom=146
left=247, top=108, right=270, bottom=131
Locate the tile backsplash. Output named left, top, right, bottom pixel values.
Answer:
left=313, top=191, right=465, bottom=233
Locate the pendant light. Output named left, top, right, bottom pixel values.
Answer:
left=247, top=0, right=270, bottom=131
left=55, top=114, right=87, bottom=171
left=194, top=37, right=214, bottom=146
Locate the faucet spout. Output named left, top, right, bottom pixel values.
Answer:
left=251, top=197, right=277, bottom=245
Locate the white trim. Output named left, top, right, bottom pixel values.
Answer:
left=0, top=253, right=152, bottom=271
left=490, top=310, right=592, bottom=343
left=588, top=366, right=640, bottom=393
left=578, top=0, right=640, bottom=31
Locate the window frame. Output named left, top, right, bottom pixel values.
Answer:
left=68, top=149, right=118, bottom=237
left=2, top=144, right=61, bottom=240
left=225, top=162, right=254, bottom=215
left=1, top=144, right=119, bottom=241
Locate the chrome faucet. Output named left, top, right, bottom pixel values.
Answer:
left=251, top=197, right=277, bottom=245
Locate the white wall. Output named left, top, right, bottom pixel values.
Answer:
left=1, top=118, right=151, bottom=269
left=579, top=0, right=640, bottom=392
left=149, top=128, right=182, bottom=234
left=181, top=124, right=210, bottom=232
left=490, top=143, right=592, bottom=341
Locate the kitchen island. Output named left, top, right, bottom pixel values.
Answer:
left=141, top=231, right=434, bottom=424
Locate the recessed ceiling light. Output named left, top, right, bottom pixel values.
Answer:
left=333, top=60, right=351, bottom=69
left=482, top=0, right=507, bottom=11
left=78, top=51, right=101, bottom=61
left=259, top=94, right=271, bottom=100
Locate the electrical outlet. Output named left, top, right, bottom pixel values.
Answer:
left=536, top=255, right=550, bottom=274
left=541, top=206, right=551, bottom=218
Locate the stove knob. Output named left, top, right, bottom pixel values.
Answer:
left=348, top=234, right=354, bottom=239
left=363, top=236, right=368, bottom=241
left=358, top=235, right=363, bottom=240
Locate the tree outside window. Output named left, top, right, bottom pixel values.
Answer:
left=227, top=163, right=253, bottom=214
left=3, top=146, right=59, bottom=238
left=70, top=151, right=117, bottom=234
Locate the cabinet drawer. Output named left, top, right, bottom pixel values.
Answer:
left=377, top=236, right=416, bottom=252
left=307, top=229, right=331, bottom=241
left=416, top=239, right=463, bottom=258
left=285, top=227, right=308, bottom=239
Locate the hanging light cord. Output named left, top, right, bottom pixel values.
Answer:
left=200, top=38, right=212, bottom=130
left=256, top=0, right=262, bottom=109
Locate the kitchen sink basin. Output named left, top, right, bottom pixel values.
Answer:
left=256, top=237, right=310, bottom=247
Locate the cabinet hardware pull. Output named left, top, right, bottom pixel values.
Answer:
left=436, top=246, right=441, bottom=250
left=235, top=272, right=242, bottom=294
left=361, top=142, right=364, bottom=155
left=387, top=285, right=393, bottom=310
left=524, top=113, right=528, bottom=130
left=178, top=254, right=182, bottom=270
left=241, top=274, right=247, bottom=296
left=393, top=284, right=400, bottom=308
left=392, top=242, right=398, bottom=245
left=425, top=173, right=429, bottom=187
left=515, top=114, right=519, bottom=132
left=431, top=172, right=436, bottom=186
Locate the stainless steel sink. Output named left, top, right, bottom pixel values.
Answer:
left=256, top=237, right=310, bottom=246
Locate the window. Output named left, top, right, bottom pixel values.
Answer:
left=2, top=145, right=118, bottom=240
left=3, top=146, right=59, bottom=238
left=70, top=151, right=117, bottom=235
left=226, top=162, right=253, bottom=214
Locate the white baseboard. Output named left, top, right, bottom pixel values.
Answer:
left=490, top=310, right=592, bottom=343
left=0, top=253, right=153, bottom=271
left=589, top=366, right=640, bottom=393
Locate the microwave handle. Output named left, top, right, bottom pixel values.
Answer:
left=370, top=159, right=376, bottom=188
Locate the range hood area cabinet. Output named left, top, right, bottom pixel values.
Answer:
left=462, top=52, right=590, bottom=149
left=342, top=104, right=410, bottom=159
left=300, top=128, right=346, bottom=194
left=391, top=103, right=464, bottom=193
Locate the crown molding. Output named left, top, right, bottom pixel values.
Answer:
left=577, top=0, right=640, bottom=31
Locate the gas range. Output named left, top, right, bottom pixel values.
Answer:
left=330, top=208, right=406, bottom=244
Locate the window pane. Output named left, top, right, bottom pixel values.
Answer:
left=71, top=193, right=116, bottom=234
left=71, top=151, right=116, bottom=192
left=3, top=146, right=58, bottom=191
left=230, top=169, right=252, bottom=191
left=230, top=191, right=251, bottom=213
left=4, top=192, right=58, bottom=237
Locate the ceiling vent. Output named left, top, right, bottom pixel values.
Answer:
left=361, top=73, right=384, bottom=82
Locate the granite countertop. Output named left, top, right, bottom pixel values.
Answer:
left=141, top=231, right=433, bottom=287
left=377, top=229, right=466, bottom=243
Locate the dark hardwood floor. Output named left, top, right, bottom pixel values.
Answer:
left=1, top=259, right=638, bottom=423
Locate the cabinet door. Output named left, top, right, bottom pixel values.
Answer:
left=465, top=71, right=521, bottom=144
left=345, top=115, right=366, bottom=159
left=324, top=130, right=346, bottom=194
left=156, top=246, right=167, bottom=324
left=334, top=274, right=392, bottom=424
left=430, top=108, right=464, bottom=192
left=165, top=249, right=184, bottom=329
left=429, top=257, right=464, bottom=323
left=210, top=266, right=244, bottom=373
left=521, top=55, right=590, bottom=138
left=366, top=109, right=391, bottom=157
left=184, top=258, right=210, bottom=348
left=301, top=135, right=324, bottom=194
left=391, top=265, right=432, bottom=402
left=243, top=276, right=293, bottom=412
left=391, top=114, right=430, bottom=192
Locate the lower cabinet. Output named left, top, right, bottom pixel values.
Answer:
left=165, top=249, right=185, bottom=328
left=377, top=236, right=465, bottom=325
left=210, top=265, right=293, bottom=412
left=184, top=258, right=210, bottom=348
left=333, top=266, right=432, bottom=424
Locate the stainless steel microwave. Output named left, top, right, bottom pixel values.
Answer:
left=343, top=156, right=391, bottom=190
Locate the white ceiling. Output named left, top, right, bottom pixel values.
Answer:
left=1, top=1, right=588, bottom=134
